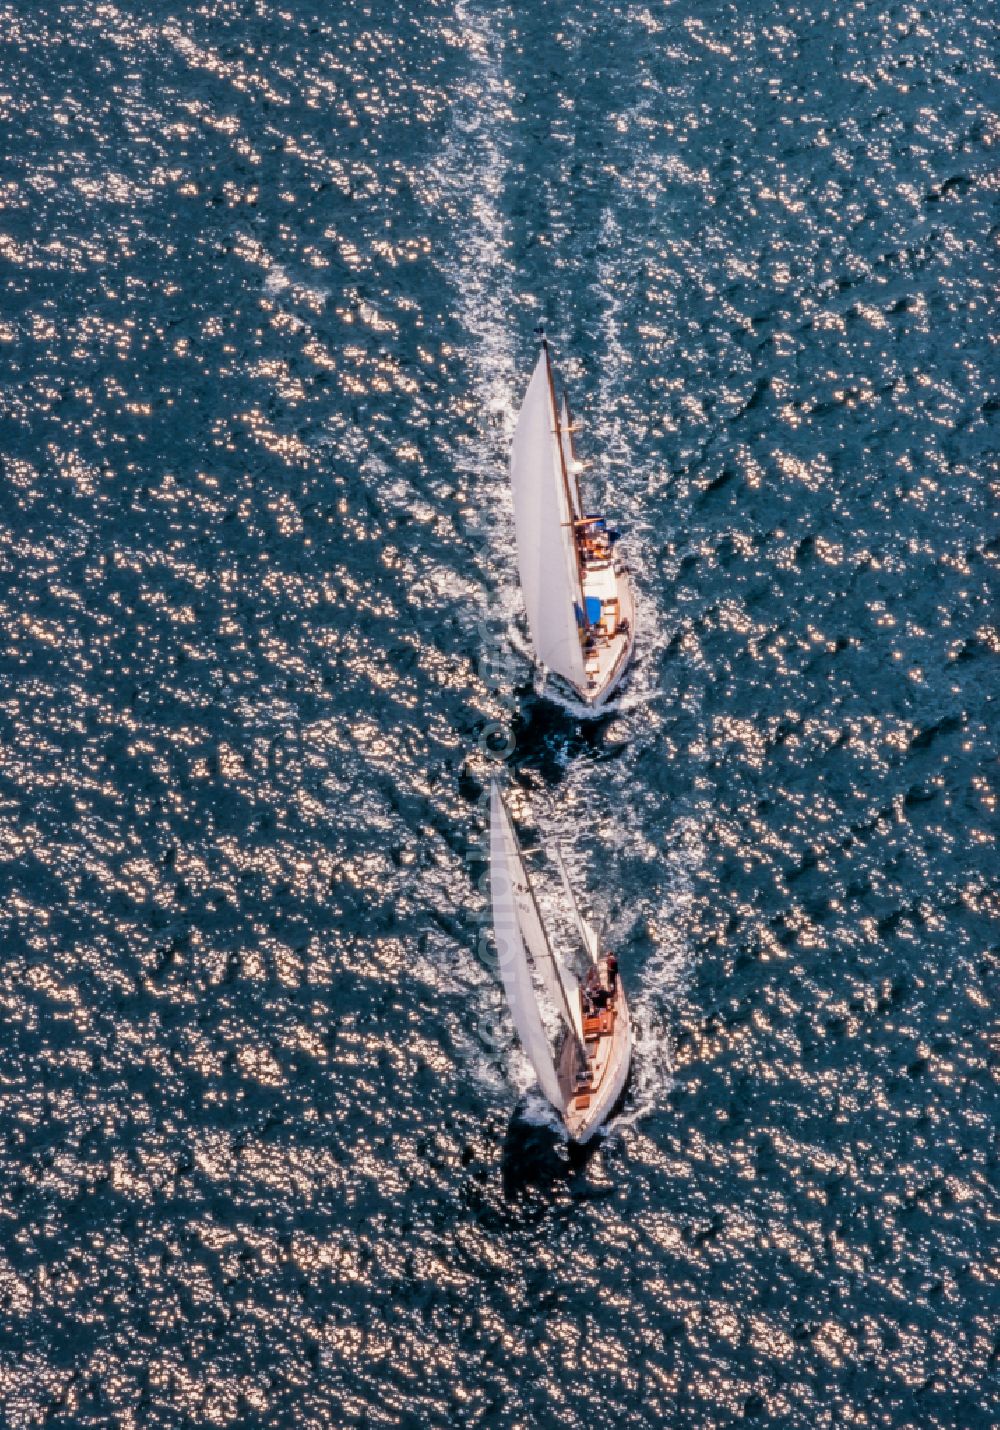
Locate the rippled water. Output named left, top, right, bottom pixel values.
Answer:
left=1, top=1, right=997, bottom=1425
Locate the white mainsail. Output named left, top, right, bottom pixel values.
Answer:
left=490, top=784, right=581, bottom=1106
left=510, top=348, right=587, bottom=689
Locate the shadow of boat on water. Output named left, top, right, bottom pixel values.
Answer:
left=500, top=1097, right=625, bottom=1204
left=512, top=687, right=623, bottom=781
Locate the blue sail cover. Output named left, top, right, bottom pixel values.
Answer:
left=585, top=596, right=602, bottom=625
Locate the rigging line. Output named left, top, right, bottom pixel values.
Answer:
left=561, top=388, right=586, bottom=515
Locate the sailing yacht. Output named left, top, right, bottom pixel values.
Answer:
left=489, top=781, right=632, bottom=1143
left=509, top=340, right=635, bottom=708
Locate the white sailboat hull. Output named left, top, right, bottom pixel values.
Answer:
left=489, top=783, right=633, bottom=1144
left=564, top=560, right=635, bottom=709
left=559, top=970, right=633, bottom=1144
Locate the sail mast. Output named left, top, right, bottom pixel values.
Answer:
left=543, top=340, right=589, bottom=631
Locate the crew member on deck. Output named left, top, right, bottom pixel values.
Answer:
left=606, top=953, right=619, bottom=998
left=584, top=964, right=606, bottom=1013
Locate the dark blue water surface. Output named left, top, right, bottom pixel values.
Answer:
left=1, top=1, right=997, bottom=1425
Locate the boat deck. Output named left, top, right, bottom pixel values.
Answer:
left=558, top=959, right=632, bottom=1143
left=578, top=557, right=635, bottom=706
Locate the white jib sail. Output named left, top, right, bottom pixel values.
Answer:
left=490, top=784, right=566, bottom=1110
left=509, top=844, right=584, bottom=1048
left=552, top=841, right=599, bottom=968
left=559, top=394, right=582, bottom=519
left=510, top=350, right=587, bottom=689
